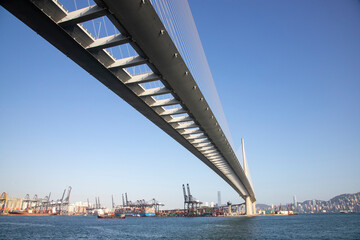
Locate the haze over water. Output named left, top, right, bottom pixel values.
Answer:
left=1, top=214, right=359, bottom=239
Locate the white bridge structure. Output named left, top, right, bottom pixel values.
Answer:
left=1, top=0, right=256, bottom=214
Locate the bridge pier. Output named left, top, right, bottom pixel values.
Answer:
left=245, top=196, right=252, bottom=215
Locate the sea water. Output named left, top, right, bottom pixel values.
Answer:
left=0, top=213, right=359, bottom=239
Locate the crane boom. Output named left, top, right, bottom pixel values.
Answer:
left=187, top=184, right=192, bottom=202
left=182, top=184, right=187, bottom=202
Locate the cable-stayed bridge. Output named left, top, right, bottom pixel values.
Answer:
left=0, top=0, right=256, bottom=214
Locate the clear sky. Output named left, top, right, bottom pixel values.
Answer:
left=0, top=0, right=359, bottom=209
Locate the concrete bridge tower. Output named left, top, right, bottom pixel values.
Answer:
left=242, top=138, right=256, bottom=215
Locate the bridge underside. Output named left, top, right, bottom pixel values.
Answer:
left=1, top=0, right=255, bottom=203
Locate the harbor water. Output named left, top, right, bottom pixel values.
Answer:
left=0, top=213, right=359, bottom=239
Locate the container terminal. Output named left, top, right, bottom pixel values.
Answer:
left=0, top=187, right=72, bottom=216
left=1, top=184, right=256, bottom=217
left=0, top=188, right=165, bottom=217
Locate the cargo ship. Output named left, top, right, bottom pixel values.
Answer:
left=115, top=206, right=155, bottom=217
left=7, top=209, right=58, bottom=216
left=97, top=213, right=125, bottom=219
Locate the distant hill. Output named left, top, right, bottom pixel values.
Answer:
left=256, top=203, right=271, bottom=209
left=329, top=192, right=360, bottom=203
left=257, top=192, right=360, bottom=213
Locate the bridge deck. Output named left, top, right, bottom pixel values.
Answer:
left=0, top=0, right=255, bottom=202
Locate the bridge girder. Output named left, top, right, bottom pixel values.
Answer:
left=0, top=0, right=255, bottom=202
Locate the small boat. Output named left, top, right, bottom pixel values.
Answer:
left=288, top=211, right=298, bottom=215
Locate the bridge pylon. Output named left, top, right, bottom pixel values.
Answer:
left=242, top=138, right=256, bottom=215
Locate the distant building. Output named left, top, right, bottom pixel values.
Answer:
left=218, top=191, right=221, bottom=206
left=312, top=199, right=316, bottom=209
left=68, top=201, right=89, bottom=215
left=293, top=195, right=297, bottom=209
left=5, top=197, right=23, bottom=210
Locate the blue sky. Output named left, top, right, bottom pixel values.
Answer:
left=0, top=0, right=359, bottom=209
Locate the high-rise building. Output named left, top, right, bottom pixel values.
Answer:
left=293, top=195, right=297, bottom=209
left=218, top=191, right=221, bottom=206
